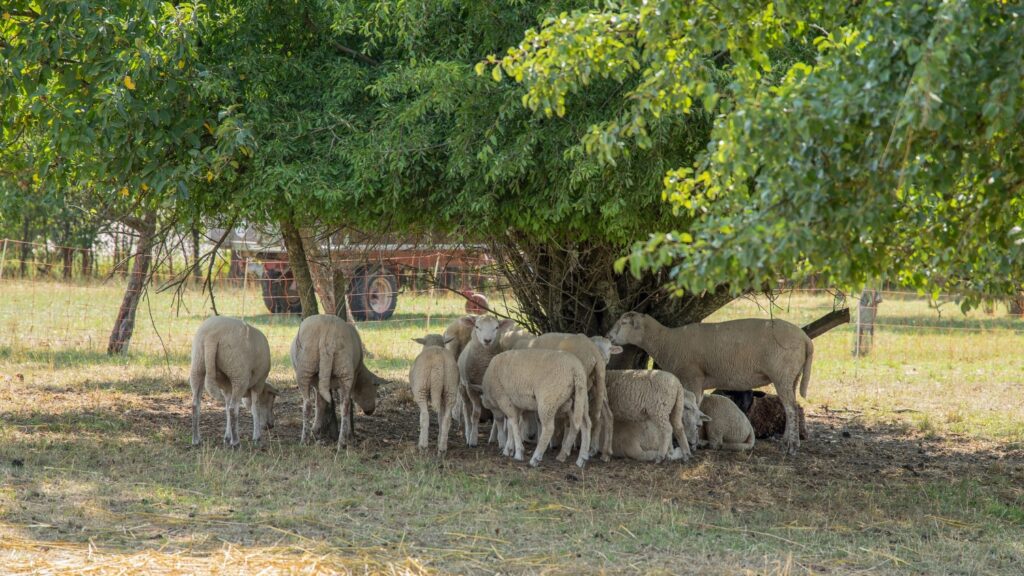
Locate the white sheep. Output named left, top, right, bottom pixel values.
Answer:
left=607, top=312, right=812, bottom=455
left=512, top=333, right=621, bottom=460
left=456, top=315, right=514, bottom=446
left=443, top=315, right=476, bottom=360
left=605, top=370, right=702, bottom=462
left=290, top=314, right=377, bottom=447
left=409, top=334, right=459, bottom=454
left=482, top=349, right=591, bottom=467
left=189, top=316, right=278, bottom=447
left=698, top=394, right=755, bottom=451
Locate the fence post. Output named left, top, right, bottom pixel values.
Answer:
left=853, top=289, right=882, bottom=356
left=0, top=238, right=8, bottom=281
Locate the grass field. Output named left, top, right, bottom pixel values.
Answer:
left=1, top=280, right=1023, bottom=574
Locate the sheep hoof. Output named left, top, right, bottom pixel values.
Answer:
left=575, top=457, right=587, bottom=468
left=555, top=452, right=568, bottom=463
left=528, top=457, right=541, bottom=467
left=600, top=453, right=611, bottom=463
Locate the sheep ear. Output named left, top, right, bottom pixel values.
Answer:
left=412, top=337, right=427, bottom=345
left=459, top=316, right=477, bottom=328
left=497, top=319, right=514, bottom=331
left=443, top=336, right=455, bottom=345
left=699, top=412, right=712, bottom=423
left=608, top=345, right=623, bottom=355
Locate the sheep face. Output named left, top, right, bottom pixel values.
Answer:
left=249, top=384, right=279, bottom=430
left=469, top=315, right=513, bottom=348
left=681, top=390, right=708, bottom=450
left=589, top=336, right=623, bottom=364
left=353, top=376, right=376, bottom=415
left=413, top=334, right=446, bottom=348
left=607, top=312, right=645, bottom=346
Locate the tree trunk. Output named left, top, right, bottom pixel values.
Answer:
left=332, top=267, right=353, bottom=322
left=191, top=225, right=202, bottom=285
left=492, top=235, right=736, bottom=332
left=19, top=215, right=30, bottom=277
left=107, top=213, right=157, bottom=355
left=61, top=219, right=73, bottom=280
left=280, top=218, right=319, bottom=318
left=81, top=247, right=93, bottom=278
left=802, top=308, right=850, bottom=339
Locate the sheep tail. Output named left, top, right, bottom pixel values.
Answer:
left=317, top=339, right=334, bottom=403
left=202, top=336, right=217, bottom=384
left=799, top=336, right=814, bottom=399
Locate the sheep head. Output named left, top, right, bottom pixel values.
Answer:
left=607, top=312, right=646, bottom=346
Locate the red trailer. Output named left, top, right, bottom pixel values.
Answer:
left=231, top=239, right=493, bottom=321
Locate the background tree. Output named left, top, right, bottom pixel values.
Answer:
left=490, top=0, right=1024, bottom=306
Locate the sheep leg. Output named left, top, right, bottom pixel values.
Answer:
left=467, top=390, right=483, bottom=448
left=575, top=410, right=592, bottom=468
left=190, top=371, right=203, bottom=446
left=506, top=408, right=525, bottom=461
left=250, top=389, right=262, bottom=443
left=555, top=413, right=575, bottom=463
left=337, top=388, right=352, bottom=449
left=774, top=374, right=801, bottom=455
left=438, top=402, right=452, bottom=455
left=458, top=384, right=474, bottom=445
left=300, top=390, right=311, bottom=445
left=417, top=400, right=430, bottom=450
left=653, top=418, right=673, bottom=464
left=530, top=409, right=557, bottom=467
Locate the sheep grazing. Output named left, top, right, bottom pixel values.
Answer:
left=456, top=315, right=515, bottom=446
left=605, top=370, right=701, bottom=462
left=409, top=334, right=459, bottom=454
left=189, top=316, right=278, bottom=448
left=482, top=349, right=592, bottom=467
left=698, top=394, right=755, bottom=451
left=512, top=333, right=621, bottom=461
left=290, top=315, right=377, bottom=447
left=607, top=312, right=813, bottom=455
left=746, top=392, right=808, bottom=441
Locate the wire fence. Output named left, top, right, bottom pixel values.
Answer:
left=1, top=237, right=1022, bottom=363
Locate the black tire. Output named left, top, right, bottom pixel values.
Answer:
left=261, top=268, right=302, bottom=314
left=261, top=269, right=284, bottom=313
left=348, top=267, right=399, bottom=321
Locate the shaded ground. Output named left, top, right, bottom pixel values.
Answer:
left=2, top=368, right=1022, bottom=574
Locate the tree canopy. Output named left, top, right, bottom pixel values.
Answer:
left=492, top=0, right=1024, bottom=303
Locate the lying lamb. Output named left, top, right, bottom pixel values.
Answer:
left=482, top=348, right=592, bottom=467
left=189, top=316, right=278, bottom=447
left=410, top=334, right=459, bottom=454
left=456, top=315, right=514, bottom=446
left=290, top=314, right=377, bottom=447
left=605, top=370, right=702, bottom=462
left=512, top=334, right=620, bottom=460
left=698, top=394, right=755, bottom=451
left=607, top=312, right=813, bottom=455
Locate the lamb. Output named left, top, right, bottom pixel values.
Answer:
left=456, top=315, right=514, bottom=446
left=409, top=334, right=459, bottom=454
left=698, top=394, right=755, bottom=451
left=512, top=334, right=621, bottom=460
left=189, top=316, right=278, bottom=447
left=290, top=314, right=377, bottom=447
left=481, top=349, right=591, bottom=467
left=607, top=312, right=813, bottom=455
left=605, top=370, right=701, bottom=462
left=443, top=315, right=476, bottom=360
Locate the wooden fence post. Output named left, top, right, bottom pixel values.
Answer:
left=0, top=238, right=8, bottom=281
left=854, top=289, right=882, bottom=357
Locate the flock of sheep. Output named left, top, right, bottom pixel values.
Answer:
left=188, top=311, right=814, bottom=466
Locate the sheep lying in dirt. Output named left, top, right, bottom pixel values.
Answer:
left=189, top=316, right=278, bottom=447
left=482, top=349, right=591, bottom=467
left=457, top=315, right=515, bottom=446
left=605, top=370, right=702, bottom=462
left=746, top=392, right=808, bottom=440
left=698, top=394, right=755, bottom=451
left=410, top=334, right=459, bottom=454
left=290, top=315, right=377, bottom=447
left=512, top=334, right=620, bottom=460
left=608, top=312, right=813, bottom=455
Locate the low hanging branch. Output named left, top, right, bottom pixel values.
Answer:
left=802, top=307, right=851, bottom=339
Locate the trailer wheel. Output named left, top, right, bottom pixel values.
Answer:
left=349, top=267, right=398, bottom=321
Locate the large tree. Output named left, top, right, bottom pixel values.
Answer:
left=490, top=0, right=1024, bottom=306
